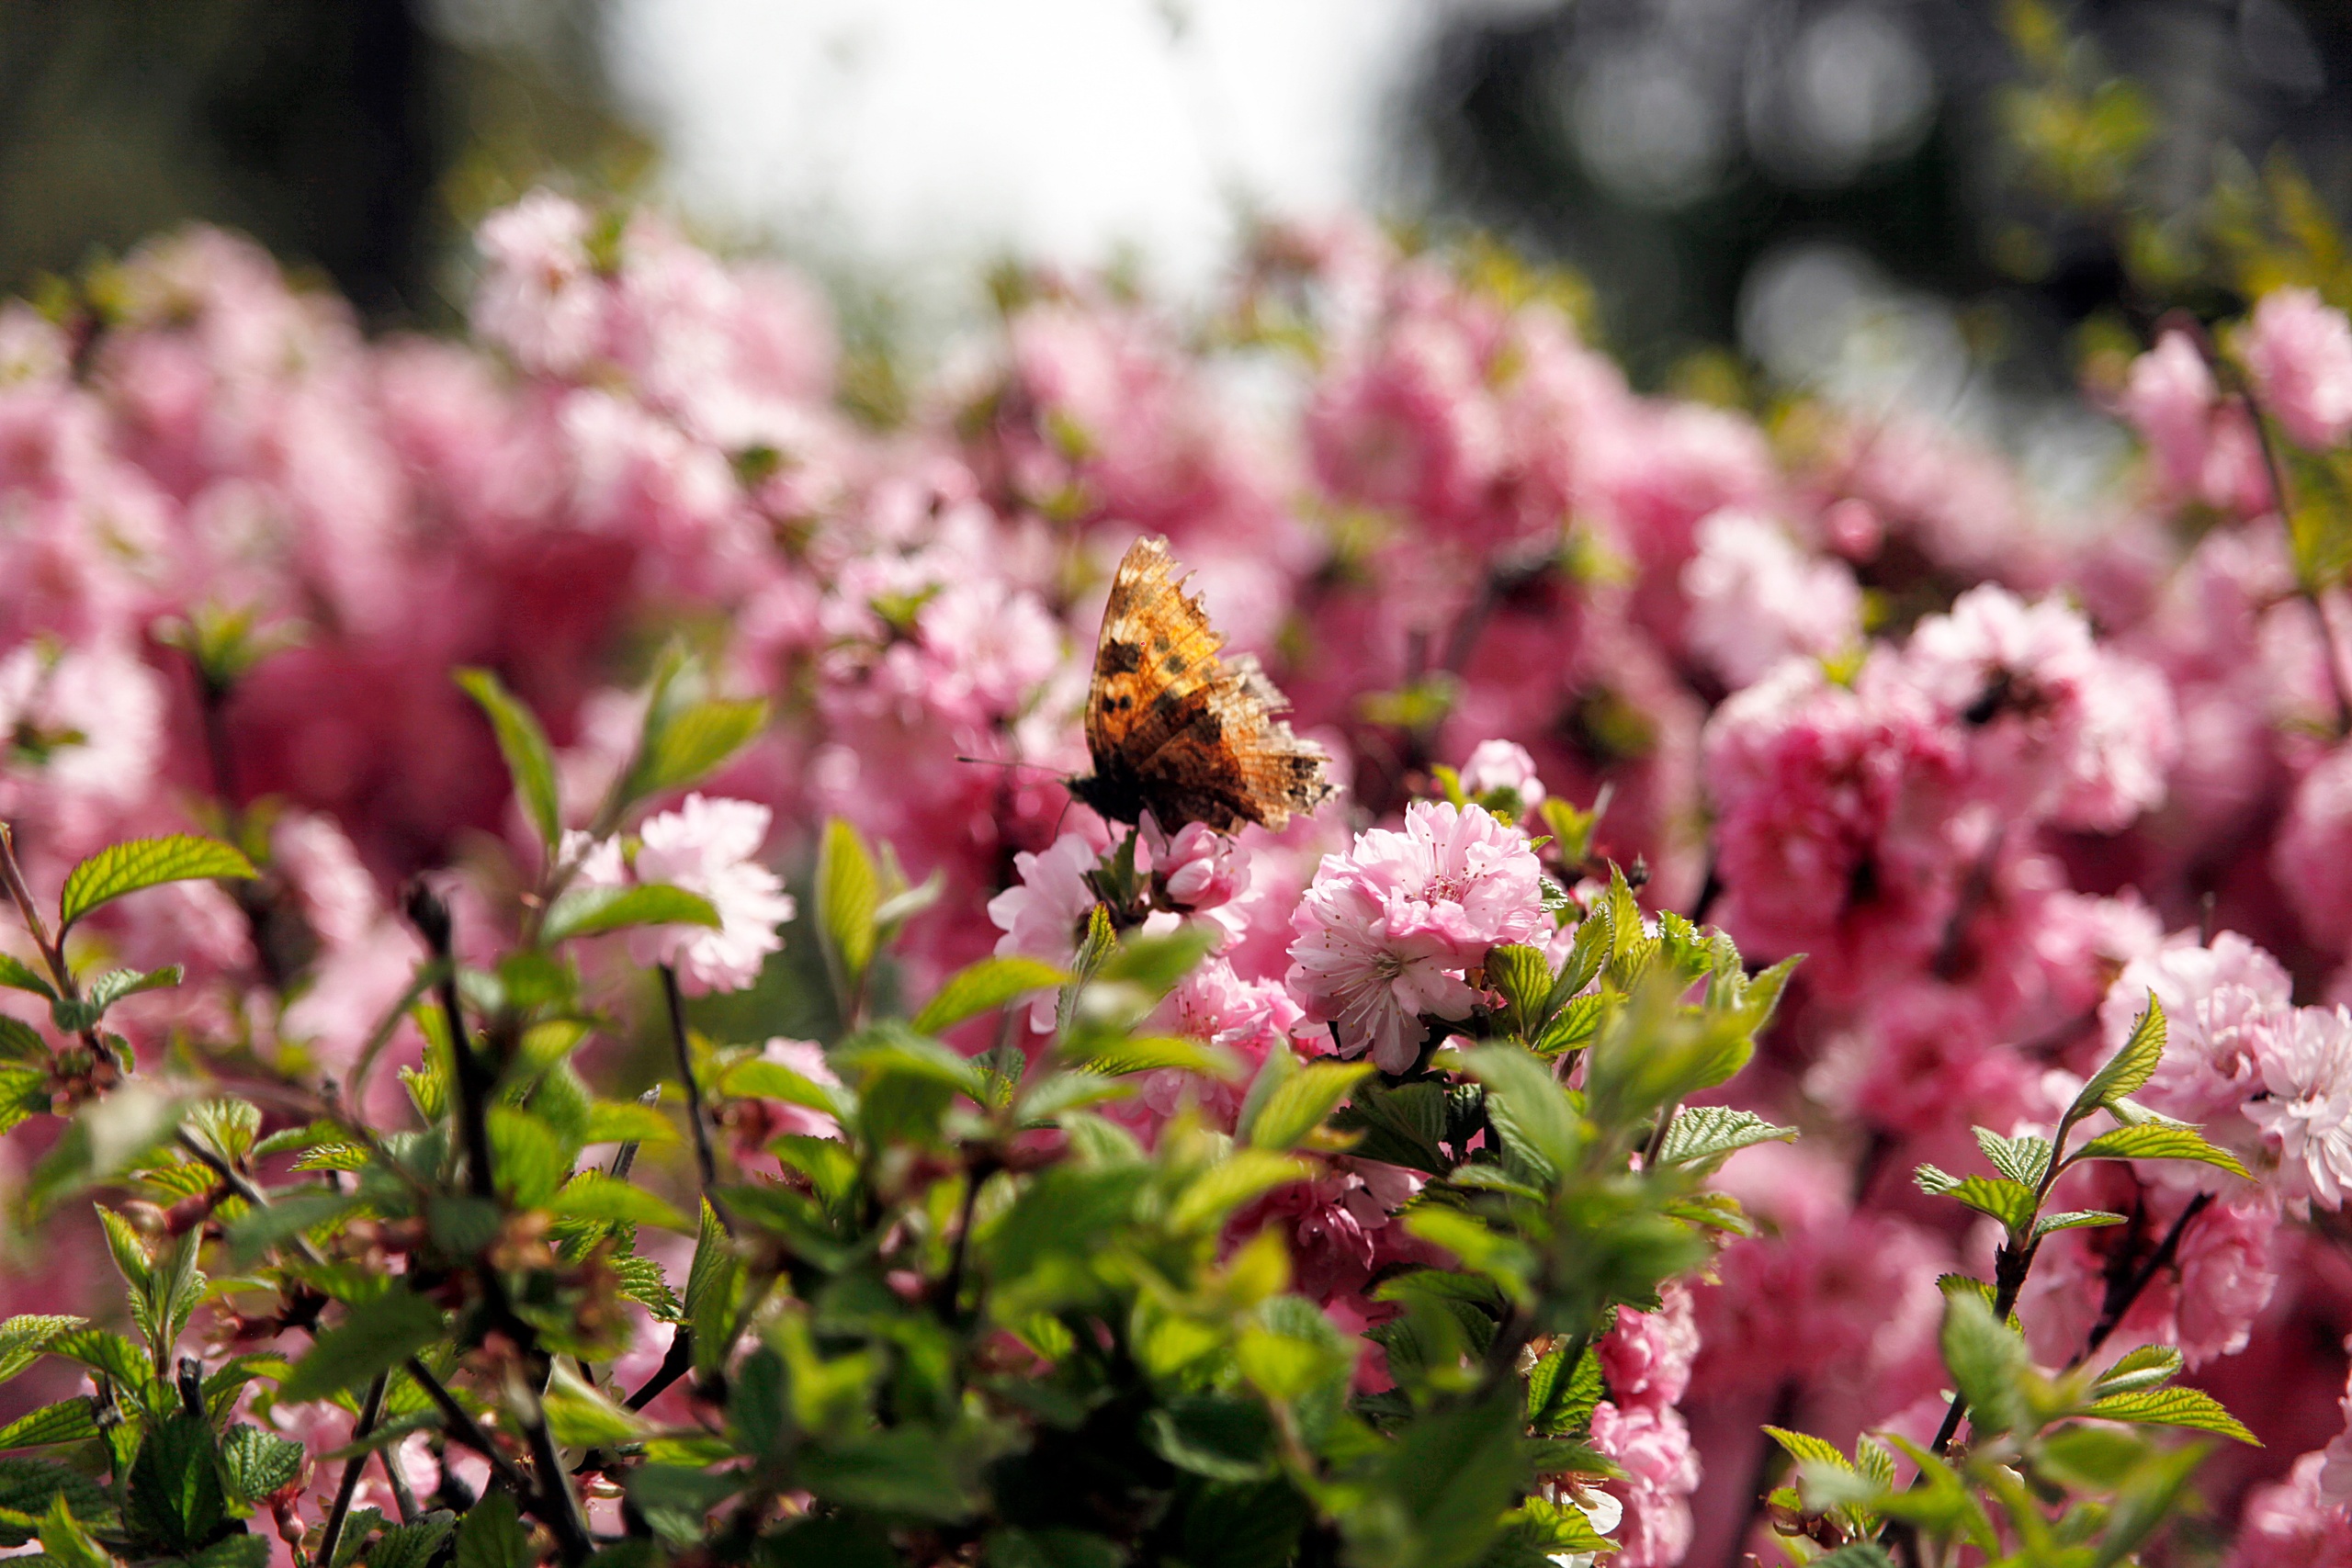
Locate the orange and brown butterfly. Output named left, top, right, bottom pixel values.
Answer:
left=1069, top=535, right=1333, bottom=835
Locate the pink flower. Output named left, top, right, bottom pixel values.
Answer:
left=1139, top=812, right=1247, bottom=915
left=2229, top=1452, right=2352, bottom=1568
left=2102, top=931, right=2293, bottom=1128
left=1588, top=1401, right=1700, bottom=1568
left=2123, top=331, right=2222, bottom=495
left=2278, top=748, right=2352, bottom=953
left=988, top=830, right=1109, bottom=1030
left=1679, top=510, right=1862, bottom=687
left=1286, top=802, right=1545, bottom=1071
left=2249, top=1005, right=2352, bottom=1210
left=1455, top=739, right=1547, bottom=813
left=741, top=1037, right=842, bottom=1143
left=578, top=795, right=795, bottom=995
left=1600, top=1281, right=1699, bottom=1412
left=2244, top=288, right=2352, bottom=450
left=473, top=191, right=605, bottom=378
left=2320, top=1363, right=2352, bottom=1505
left=1901, top=584, right=2178, bottom=830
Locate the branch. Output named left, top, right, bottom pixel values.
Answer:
left=2072, top=1191, right=2214, bottom=1369
left=660, top=964, right=731, bottom=1234
left=402, top=883, right=497, bottom=1201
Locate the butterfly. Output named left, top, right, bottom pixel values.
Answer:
left=1069, top=535, right=1333, bottom=835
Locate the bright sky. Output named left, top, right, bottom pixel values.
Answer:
left=605, top=0, right=1434, bottom=307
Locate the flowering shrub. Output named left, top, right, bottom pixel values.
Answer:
left=2, top=180, right=2352, bottom=1568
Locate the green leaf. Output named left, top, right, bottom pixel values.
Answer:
left=1066, top=1034, right=1235, bottom=1078
left=1167, top=1150, right=1314, bottom=1235
left=0, top=956, right=57, bottom=1002
left=57, top=837, right=256, bottom=933
left=22, top=1081, right=185, bottom=1219
left=2093, top=1344, right=2184, bottom=1397
left=910, top=956, right=1069, bottom=1035
left=216, top=1425, right=304, bottom=1506
left=1331, top=1080, right=1450, bottom=1175
left=35, top=1493, right=111, bottom=1568
left=792, top=1427, right=981, bottom=1522
left=582, top=1099, right=676, bottom=1145
left=1655, top=1105, right=1796, bottom=1169
left=1525, top=1340, right=1603, bottom=1438
left=548, top=1173, right=689, bottom=1232
left=52, top=967, right=182, bottom=1032
left=278, top=1289, right=445, bottom=1405
left=2072, top=1122, right=2252, bottom=1179
left=1246, top=1061, right=1374, bottom=1151
left=0, top=1400, right=97, bottom=1450
left=2037, top=1210, right=2129, bottom=1238
left=1482, top=944, right=1555, bottom=1035
left=1764, top=1426, right=1856, bottom=1472
left=2084, top=1386, right=2257, bottom=1443
left=1940, top=1292, right=2031, bottom=1438
left=0, top=1461, right=106, bottom=1548
left=1972, top=1126, right=2052, bottom=1187
left=0, top=1015, right=45, bottom=1064
left=367, top=1512, right=457, bottom=1568
left=816, top=818, right=880, bottom=987
left=456, top=670, right=563, bottom=851
left=48, top=1330, right=153, bottom=1404
left=223, top=1192, right=358, bottom=1268
left=485, top=1107, right=569, bottom=1211
left=125, top=1411, right=226, bottom=1552
left=1144, top=1395, right=1278, bottom=1483
left=1917, top=1171, right=2039, bottom=1235
left=541, top=1364, right=645, bottom=1449
left=1462, top=1044, right=1579, bottom=1178
left=0, top=1317, right=83, bottom=1388
left=454, top=1493, right=530, bottom=1568
left=2071, top=994, right=2165, bottom=1120
left=1013, top=1071, right=1132, bottom=1124
left=627, top=698, right=769, bottom=802
left=541, top=884, right=721, bottom=944
left=1363, top=1386, right=1528, bottom=1568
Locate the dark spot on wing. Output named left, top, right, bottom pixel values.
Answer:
left=1152, top=634, right=1172, bottom=653
left=1098, top=639, right=1142, bottom=675
left=1164, top=654, right=1188, bottom=675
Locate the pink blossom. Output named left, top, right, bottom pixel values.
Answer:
left=1455, top=739, right=1547, bottom=813
left=1588, top=1401, right=1700, bottom=1568
left=1600, top=1281, right=1700, bottom=1412
left=988, top=830, right=1109, bottom=1030
left=2103, top=931, right=2294, bottom=1128
left=1286, top=802, right=1545, bottom=1071
left=2123, top=331, right=2222, bottom=495
left=1680, top=511, right=1862, bottom=687
left=2321, top=1363, right=2352, bottom=1505
left=473, top=190, right=605, bottom=378
left=2279, top=748, right=2352, bottom=953
left=2229, top=1452, right=2352, bottom=1568
left=2245, top=288, right=2352, bottom=450
left=2250, top=1005, right=2352, bottom=1209
left=578, top=795, right=795, bottom=995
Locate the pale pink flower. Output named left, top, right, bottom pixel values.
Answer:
left=1139, top=812, right=1247, bottom=916
left=1680, top=510, right=1861, bottom=687
left=2244, top=288, right=2352, bottom=450
left=1455, top=738, right=1547, bottom=812
left=1286, top=802, right=1544, bottom=1071
left=744, top=1037, right=842, bottom=1142
left=2103, top=931, right=2294, bottom=1127
left=2278, top=748, right=2352, bottom=952
left=2321, top=1362, right=2352, bottom=1505
left=2249, top=1005, right=2352, bottom=1210
left=2229, top=1452, right=2352, bottom=1568
left=988, top=830, right=1108, bottom=1030
left=473, top=190, right=605, bottom=378
left=579, top=795, right=795, bottom=995
left=2122, top=331, right=2222, bottom=495
left=1588, top=1401, right=1700, bottom=1568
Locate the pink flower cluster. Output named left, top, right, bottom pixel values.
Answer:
left=17, top=196, right=2352, bottom=1560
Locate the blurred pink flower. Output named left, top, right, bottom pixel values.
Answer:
left=2245, top=288, right=2352, bottom=451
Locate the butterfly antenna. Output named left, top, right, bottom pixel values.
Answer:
left=953, top=754, right=1067, bottom=775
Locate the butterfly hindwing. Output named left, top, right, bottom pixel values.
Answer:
left=1077, top=536, right=1331, bottom=833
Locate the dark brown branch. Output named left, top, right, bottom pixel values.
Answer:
left=2072, top=1191, right=2214, bottom=1370
left=660, top=964, right=731, bottom=1233
left=315, top=1371, right=389, bottom=1568
left=402, top=1358, right=533, bottom=1497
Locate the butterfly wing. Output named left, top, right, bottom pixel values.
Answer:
left=1080, top=536, right=1331, bottom=832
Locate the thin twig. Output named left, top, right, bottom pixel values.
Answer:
left=2071, top=1192, right=2214, bottom=1370
left=624, top=1330, right=694, bottom=1412
left=402, top=1358, right=534, bottom=1496
left=403, top=885, right=497, bottom=1201
left=315, top=1371, right=389, bottom=1568
left=660, top=964, right=730, bottom=1233
left=522, top=1397, right=595, bottom=1566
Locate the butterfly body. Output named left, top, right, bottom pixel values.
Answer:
left=1072, top=536, right=1332, bottom=834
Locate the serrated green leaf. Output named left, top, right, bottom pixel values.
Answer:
left=278, top=1289, right=444, bottom=1405
left=1939, top=1176, right=2039, bottom=1235
left=1167, top=1150, right=1313, bottom=1234
left=540, top=884, right=720, bottom=944
left=0, top=1015, right=44, bottom=1065
left=367, top=1511, right=457, bottom=1568
left=2037, top=1209, right=2129, bottom=1237
left=910, top=956, right=1069, bottom=1036
left=1247, top=1061, right=1374, bottom=1151
left=1656, top=1105, right=1796, bottom=1168
left=1482, top=944, right=1555, bottom=1035
left=2072, top=994, right=2165, bottom=1120
left=582, top=1099, right=676, bottom=1145
left=548, top=1173, right=689, bottom=1232
left=454, top=1493, right=529, bottom=1568
left=1940, top=1292, right=2031, bottom=1438
left=2084, top=1385, right=2256, bottom=1443
left=0, top=1317, right=83, bottom=1388
left=57, top=837, right=255, bottom=933
left=2093, top=1344, right=2184, bottom=1397
left=1525, top=1341, right=1603, bottom=1438
left=1765, top=1425, right=1856, bottom=1472
left=456, top=670, right=562, bottom=851
left=216, top=1424, right=304, bottom=1505
left=52, top=967, right=182, bottom=1032
left=0, top=1459, right=107, bottom=1548
left=0, top=1401, right=96, bottom=1450
left=1973, top=1126, right=2053, bottom=1187
left=1463, top=1044, right=1579, bottom=1178
left=125, top=1411, right=227, bottom=1552
left=0, top=956, right=56, bottom=1002
left=2072, top=1122, right=2251, bottom=1179
left=540, top=1363, right=644, bottom=1449
left=1066, top=1033, right=1236, bottom=1079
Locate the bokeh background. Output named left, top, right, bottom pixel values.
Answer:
left=7, top=0, right=2350, bottom=484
